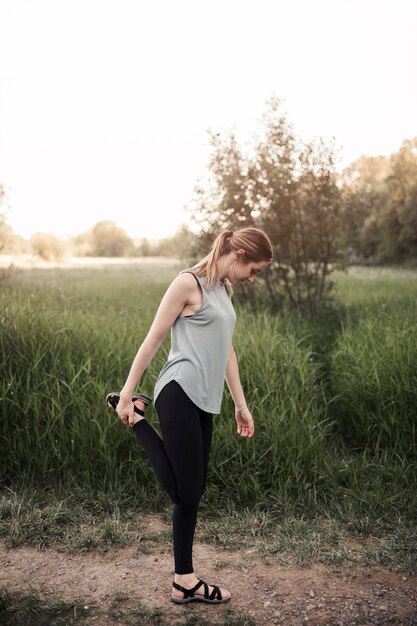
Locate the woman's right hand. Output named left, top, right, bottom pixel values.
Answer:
left=116, top=394, right=136, bottom=426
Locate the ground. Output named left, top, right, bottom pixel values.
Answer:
left=1, top=516, right=416, bottom=626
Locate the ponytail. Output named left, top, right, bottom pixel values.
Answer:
left=182, top=227, right=273, bottom=295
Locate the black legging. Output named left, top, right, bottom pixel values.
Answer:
left=132, top=380, right=213, bottom=574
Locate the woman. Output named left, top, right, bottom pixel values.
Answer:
left=108, top=227, right=272, bottom=604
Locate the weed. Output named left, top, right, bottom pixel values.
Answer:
left=0, top=589, right=91, bottom=625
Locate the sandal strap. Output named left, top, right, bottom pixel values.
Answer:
left=209, top=584, right=222, bottom=601
left=199, top=579, right=221, bottom=600
left=172, top=580, right=204, bottom=598
left=132, top=393, right=152, bottom=406
left=133, top=405, right=145, bottom=417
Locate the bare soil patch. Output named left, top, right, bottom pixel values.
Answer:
left=1, top=516, right=416, bottom=626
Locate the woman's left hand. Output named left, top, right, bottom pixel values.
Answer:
left=235, top=405, right=255, bottom=438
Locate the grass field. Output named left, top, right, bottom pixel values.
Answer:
left=1, top=262, right=416, bottom=556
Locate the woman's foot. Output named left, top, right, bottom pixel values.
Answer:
left=172, top=573, right=230, bottom=604
left=130, top=399, right=146, bottom=425
left=106, top=392, right=152, bottom=426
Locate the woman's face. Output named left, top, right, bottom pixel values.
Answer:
left=228, top=258, right=270, bottom=285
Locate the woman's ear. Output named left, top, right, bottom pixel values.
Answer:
left=234, top=248, right=246, bottom=262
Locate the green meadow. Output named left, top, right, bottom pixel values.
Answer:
left=1, top=262, right=416, bottom=536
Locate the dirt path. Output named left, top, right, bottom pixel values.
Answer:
left=1, top=518, right=416, bottom=626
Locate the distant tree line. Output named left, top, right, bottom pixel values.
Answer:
left=0, top=215, right=196, bottom=262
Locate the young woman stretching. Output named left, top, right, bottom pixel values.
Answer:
left=109, top=227, right=272, bottom=604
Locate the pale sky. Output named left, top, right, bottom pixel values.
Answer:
left=1, top=0, right=416, bottom=240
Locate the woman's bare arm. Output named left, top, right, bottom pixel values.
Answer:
left=225, top=344, right=254, bottom=437
left=117, top=273, right=198, bottom=424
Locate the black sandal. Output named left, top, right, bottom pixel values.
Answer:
left=106, top=392, right=152, bottom=418
left=171, top=579, right=229, bottom=604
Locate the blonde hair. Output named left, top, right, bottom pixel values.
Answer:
left=184, top=227, right=273, bottom=295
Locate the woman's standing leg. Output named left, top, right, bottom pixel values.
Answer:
left=156, top=381, right=212, bottom=575
left=170, top=408, right=213, bottom=574
left=128, top=381, right=228, bottom=601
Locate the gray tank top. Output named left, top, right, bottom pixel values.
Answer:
left=154, top=273, right=236, bottom=414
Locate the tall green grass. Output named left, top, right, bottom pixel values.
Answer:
left=1, top=263, right=416, bottom=523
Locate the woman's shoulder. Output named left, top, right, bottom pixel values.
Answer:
left=160, top=272, right=201, bottom=309
left=169, top=271, right=202, bottom=292
left=177, top=270, right=204, bottom=286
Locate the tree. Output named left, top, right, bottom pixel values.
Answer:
left=0, top=185, right=32, bottom=255
left=31, top=233, right=67, bottom=261
left=381, top=138, right=417, bottom=259
left=153, top=226, right=199, bottom=260
left=0, top=185, right=11, bottom=253
left=339, top=139, right=417, bottom=262
left=340, top=156, right=390, bottom=258
left=135, top=238, right=152, bottom=257
left=77, top=221, right=135, bottom=257
left=400, top=182, right=417, bottom=256
left=192, top=97, right=346, bottom=314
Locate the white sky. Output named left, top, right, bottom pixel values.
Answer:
left=1, top=0, right=416, bottom=240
